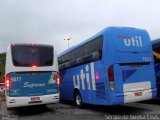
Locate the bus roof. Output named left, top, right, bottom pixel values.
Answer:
left=152, top=39, right=160, bottom=44
left=10, top=43, right=53, bottom=47
left=58, top=26, right=147, bottom=57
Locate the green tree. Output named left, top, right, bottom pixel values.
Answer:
left=0, top=53, right=6, bottom=83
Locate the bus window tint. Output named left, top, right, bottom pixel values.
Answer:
left=58, top=36, right=103, bottom=70
left=11, top=45, right=53, bottom=67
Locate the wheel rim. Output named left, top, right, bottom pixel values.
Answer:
left=76, top=94, right=81, bottom=106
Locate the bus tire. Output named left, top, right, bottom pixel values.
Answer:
left=74, top=91, right=83, bottom=108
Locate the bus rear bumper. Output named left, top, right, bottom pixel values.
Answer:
left=6, top=93, right=59, bottom=108
left=107, top=88, right=157, bottom=105
left=123, top=88, right=157, bottom=103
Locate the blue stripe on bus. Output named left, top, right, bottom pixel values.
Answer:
left=122, top=70, right=137, bottom=80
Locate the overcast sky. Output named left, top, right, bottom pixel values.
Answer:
left=0, top=0, right=160, bottom=54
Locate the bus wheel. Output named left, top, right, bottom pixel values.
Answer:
left=74, top=91, right=83, bottom=108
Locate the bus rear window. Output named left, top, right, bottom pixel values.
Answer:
left=11, top=45, right=54, bottom=67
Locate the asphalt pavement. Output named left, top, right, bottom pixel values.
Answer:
left=1, top=98, right=160, bottom=120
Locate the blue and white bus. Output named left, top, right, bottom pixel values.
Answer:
left=152, top=39, right=160, bottom=97
left=5, top=44, right=60, bottom=108
left=58, top=27, right=157, bottom=107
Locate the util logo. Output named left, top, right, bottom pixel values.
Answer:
left=73, top=63, right=96, bottom=90
left=123, top=36, right=143, bottom=47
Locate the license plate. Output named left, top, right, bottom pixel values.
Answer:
left=135, top=92, right=142, bottom=96
left=31, top=97, right=40, bottom=101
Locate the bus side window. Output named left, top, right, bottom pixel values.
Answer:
left=58, top=57, right=62, bottom=64
left=65, top=62, right=70, bottom=69
left=84, top=36, right=102, bottom=62
left=153, top=46, right=160, bottom=64
left=76, top=58, right=83, bottom=65
left=154, top=56, right=160, bottom=64
left=92, top=51, right=101, bottom=61
left=70, top=60, right=77, bottom=68
left=82, top=54, right=92, bottom=64
left=59, top=35, right=103, bottom=71
left=153, top=43, right=160, bottom=64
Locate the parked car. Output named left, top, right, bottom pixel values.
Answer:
left=0, top=83, right=5, bottom=96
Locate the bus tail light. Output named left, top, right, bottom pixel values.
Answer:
left=32, top=64, right=37, bottom=68
left=95, top=72, right=99, bottom=80
left=108, top=65, right=115, bottom=91
left=55, top=72, right=60, bottom=85
left=5, top=74, right=11, bottom=89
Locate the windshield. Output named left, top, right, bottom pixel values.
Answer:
left=11, top=45, right=54, bottom=67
